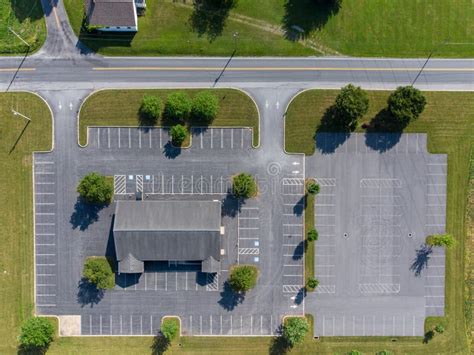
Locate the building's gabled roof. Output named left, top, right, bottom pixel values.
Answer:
left=118, top=253, right=144, bottom=273
left=113, top=201, right=222, bottom=271
left=201, top=256, right=220, bottom=274
left=85, top=0, right=137, bottom=27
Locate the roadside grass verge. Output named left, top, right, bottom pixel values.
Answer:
left=79, top=89, right=259, bottom=146
left=285, top=90, right=473, bottom=354
left=0, top=0, right=46, bottom=54
left=63, top=0, right=312, bottom=56
left=0, top=93, right=52, bottom=353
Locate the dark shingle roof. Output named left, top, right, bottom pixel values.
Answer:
left=118, top=253, right=144, bottom=273
left=113, top=201, right=221, bottom=272
left=85, top=0, right=137, bottom=27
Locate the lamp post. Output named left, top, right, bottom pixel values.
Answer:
left=12, top=109, right=31, bottom=122
left=233, top=31, right=239, bottom=52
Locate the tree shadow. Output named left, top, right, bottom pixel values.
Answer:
left=294, top=287, right=306, bottom=305
left=423, top=329, right=435, bottom=343
left=163, top=141, right=182, bottom=159
left=9, top=0, right=45, bottom=22
left=293, top=194, right=307, bottom=216
left=410, top=244, right=432, bottom=277
left=77, top=278, right=104, bottom=307
left=218, top=281, right=245, bottom=311
left=269, top=326, right=291, bottom=355
left=189, top=0, right=237, bottom=41
left=151, top=335, right=170, bottom=355
left=282, top=0, right=341, bottom=40
left=70, top=198, right=107, bottom=231
left=314, top=105, right=351, bottom=154
left=293, top=240, right=307, bottom=260
left=221, top=193, right=242, bottom=218
left=364, top=108, right=404, bottom=152
left=17, top=343, right=51, bottom=355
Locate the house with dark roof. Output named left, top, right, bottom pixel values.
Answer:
left=84, top=0, right=141, bottom=32
left=113, top=200, right=222, bottom=274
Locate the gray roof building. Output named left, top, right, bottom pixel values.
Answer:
left=113, top=200, right=222, bottom=274
left=85, top=0, right=138, bottom=30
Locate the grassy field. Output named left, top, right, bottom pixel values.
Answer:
left=65, top=0, right=472, bottom=57
left=64, top=0, right=312, bottom=56
left=0, top=93, right=52, bottom=354
left=285, top=90, right=473, bottom=354
left=0, top=0, right=46, bottom=54
left=79, top=89, right=259, bottom=146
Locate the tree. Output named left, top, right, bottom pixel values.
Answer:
left=282, top=317, right=309, bottom=346
left=19, top=317, right=54, bottom=350
left=192, top=91, right=219, bottom=123
left=139, top=95, right=162, bottom=122
left=426, top=234, right=456, bottom=248
left=164, top=92, right=192, bottom=122
left=376, top=351, right=392, bottom=355
left=161, top=318, right=179, bottom=341
left=77, top=172, right=113, bottom=204
left=83, top=257, right=115, bottom=289
left=306, top=277, right=319, bottom=290
left=333, top=84, right=369, bottom=129
left=387, top=86, right=426, bottom=126
left=170, top=124, right=188, bottom=146
left=349, top=351, right=363, bottom=355
left=307, top=228, right=318, bottom=241
left=228, top=265, right=259, bottom=293
left=307, top=181, right=320, bottom=195
left=232, top=173, right=257, bottom=199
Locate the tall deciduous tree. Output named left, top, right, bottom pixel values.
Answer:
left=387, top=86, right=426, bottom=126
left=77, top=172, right=113, bottom=204
left=282, top=317, right=309, bottom=346
left=334, top=84, right=369, bottom=129
left=19, top=317, right=54, bottom=350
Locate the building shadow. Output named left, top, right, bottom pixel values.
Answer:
left=364, top=108, right=404, bottom=152
left=218, top=281, right=245, bottom=311
left=77, top=278, right=104, bottom=307
left=70, top=198, right=107, bottom=231
left=196, top=272, right=216, bottom=286
left=150, top=335, right=170, bottom=355
left=163, top=141, right=182, bottom=159
left=410, top=244, right=432, bottom=277
left=282, top=0, right=341, bottom=40
left=115, top=272, right=141, bottom=288
left=189, top=0, right=237, bottom=41
left=314, top=106, right=351, bottom=154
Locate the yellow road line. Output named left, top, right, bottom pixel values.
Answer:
left=0, top=68, right=36, bottom=72
left=93, top=67, right=474, bottom=72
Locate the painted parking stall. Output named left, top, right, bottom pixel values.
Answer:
left=33, top=156, right=58, bottom=310
left=237, top=204, right=260, bottom=265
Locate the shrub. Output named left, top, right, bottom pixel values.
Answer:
left=348, top=351, right=363, bottom=355
left=426, top=234, right=456, bottom=248
left=376, top=351, right=392, bottom=355
left=19, top=317, right=55, bottom=350
left=83, top=257, right=115, bottom=290
left=139, top=95, right=162, bottom=121
left=161, top=318, right=179, bottom=341
left=307, top=228, right=318, bottom=241
left=164, top=92, right=192, bottom=122
left=387, top=86, right=426, bottom=126
left=334, top=84, right=369, bottom=129
left=282, top=317, right=309, bottom=346
left=192, top=91, right=219, bottom=123
left=435, top=324, right=445, bottom=334
left=232, top=173, right=257, bottom=198
left=77, top=172, right=113, bottom=204
left=307, top=182, right=320, bottom=195
left=228, top=265, right=259, bottom=293
left=306, top=277, right=319, bottom=290
left=170, top=124, right=188, bottom=146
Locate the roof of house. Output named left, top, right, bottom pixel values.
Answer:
left=85, top=0, right=137, bottom=27
left=113, top=201, right=221, bottom=273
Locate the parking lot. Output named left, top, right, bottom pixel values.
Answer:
left=33, top=155, right=59, bottom=311
left=306, top=133, right=447, bottom=336
left=86, top=127, right=253, bottom=151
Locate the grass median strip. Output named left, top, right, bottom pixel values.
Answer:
left=79, top=88, right=259, bottom=147
left=0, top=93, right=52, bottom=353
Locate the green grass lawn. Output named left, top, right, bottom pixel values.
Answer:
left=79, top=88, right=259, bottom=146
left=0, top=93, right=52, bottom=353
left=64, top=0, right=472, bottom=57
left=63, top=0, right=312, bottom=56
left=0, top=0, right=46, bottom=54
left=285, top=90, right=473, bottom=354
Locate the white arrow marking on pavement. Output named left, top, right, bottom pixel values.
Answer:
left=69, top=103, right=73, bottom=110
left=292, top=170, right=300, bottom=174
left=290, top=305, right=298, bottom=309
left=276, top=101, right=280, bottom=109
left=290, top=296, right=296, bottom=300
left=58, top=102, right=62, bottom=110
left=265, top=100, right=269, bottom=109
left=292, top=162, right=300, bottom=165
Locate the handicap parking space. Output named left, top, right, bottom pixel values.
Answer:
left=238, top=204, right=261, bottom=265
left=33, top=156, right=58, bottom=310
left=191, top=128, right=253, bottom=151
